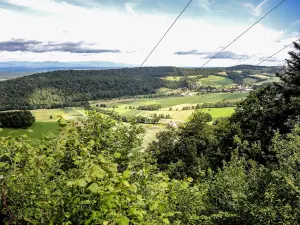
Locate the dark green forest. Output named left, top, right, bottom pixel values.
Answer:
left=0, top=43, right=300, bottom=224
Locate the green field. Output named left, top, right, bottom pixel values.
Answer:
left=0, top=122, right=60, bottom=139
left=0, top=108, right=85, bottom=139
left=105, top=92, right=248, bottom=109
left=0, top=92, right=247, bottom=147
left=202, top=107, right=235, bottom=120
left=198, top=75, right=235, bottom=87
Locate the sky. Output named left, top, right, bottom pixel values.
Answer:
left=0, top=0, right=299, bottom=67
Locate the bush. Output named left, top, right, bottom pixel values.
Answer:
left=0, top=110, right=35, bottom=129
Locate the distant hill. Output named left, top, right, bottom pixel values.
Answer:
left=226, top=64, right=282, bottom=73
left=0, top=65, right=282, bottom=111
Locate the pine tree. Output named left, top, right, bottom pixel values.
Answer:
left=277, top=40, right=300, bottom=99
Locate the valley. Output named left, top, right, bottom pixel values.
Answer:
left=1, top=65, right=269, bottom=147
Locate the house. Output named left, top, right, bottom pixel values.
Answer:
left=169, top=121, right=178, bottom=128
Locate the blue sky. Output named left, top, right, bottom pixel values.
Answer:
left=0, top=0, right=299, bottom=67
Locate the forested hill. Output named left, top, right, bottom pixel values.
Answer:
left=0, top=66, right=279, bottom=111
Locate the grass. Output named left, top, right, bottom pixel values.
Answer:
left=243, top=78, right=257, bottom=85
left=249, top=74, right=269, bottom=79
left=0, top=108, right=85, bottom=139
left=202, top=107, right=235, bottom=120
left=112, top=92, right=248, bottom=109
left=0, top=122, right=60, bottom=139
left=198, top=75, right=235, bottom=87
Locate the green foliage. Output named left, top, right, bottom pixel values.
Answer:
left=0, top=110, right=35, bottom=129
left=0, top=111, right=180, bottom=224
left=148, top=111, right=215, bottom=179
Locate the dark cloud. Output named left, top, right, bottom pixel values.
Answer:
left=174, top=50, right=250, bottom=60
left=258, top=57, right=282, bottom=62
left=0, top=39, right=121, bottom=54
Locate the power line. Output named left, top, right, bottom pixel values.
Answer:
left=200, top=0, right=287, bottom=68
left=256, top=42, right=296, bottom=66
left=256, top=39, right=299, bottom=74
left=140, top=0, right=193, bottom=67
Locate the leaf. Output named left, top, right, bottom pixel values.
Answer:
left=160, top=182, right=168, bottom=188
left=27, top=129, right=33, bottom=133
left=64, top=212, right=71, bottom=218
left=116, top=216, right=130, bottom=225
left=98, top=154, right=107, bottom=163
left=129, top=184, right=137, bottom=193
left=163, top=218, right=170, bottom=224
left=76, top=179, right=87, bottom=187
left=122, top=181, right=130, bottom=187
left=123, top=170, right=131, bottom=179
left=114, top=152, right=121, bottom=159
left=149, top=202, right=158, bottom=211
left=89, top=140, right=95, bottom=146
left=187, top=177, right=193, bottom=183
left=0, top=128, right=2, bottom=132
left=87, top=183, right=100, bottom=193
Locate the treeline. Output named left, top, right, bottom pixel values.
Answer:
left=198, top=101, right=238, bottom=108
left=137, top=104, right=162, bottom=111
left=181, top=102, right=237, bottom=111
left=0, top=111, right=35, bottom=129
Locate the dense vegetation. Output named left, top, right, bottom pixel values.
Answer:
left=0, top=111, right=35, bottom=129
left=0, top=43, right=299, bottom=224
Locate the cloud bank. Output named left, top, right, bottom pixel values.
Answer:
left=174, top=50, right=251, bottom=60
left=0, top=39, right=121, bottom=54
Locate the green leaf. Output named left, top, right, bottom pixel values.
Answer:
left=163, top=218, right=170, bottom=224
left=64, top=212, right=71, bottom=218
left=98, top=154, right=107, bottom=163
left=116, top=216, right=130, bottom=225
left=129, top=184, right=137, bottom=193
left=0, top=128, right=3, bottom=132
left=114, top=152, right=121, bottom=158
left=27, top=129, right=33, bottom=133
left=76, top=179, right=87, bottom=187
left=187, top=177, right=193, bottom=183
left=123, top=181, right=130, bottom=187
left=123, top=170, right=131, bottom=179
left=87, top=183, right=100, bottom=193
left=89, top=140, right=95, bottom=146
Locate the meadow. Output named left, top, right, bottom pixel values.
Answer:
left=93, top=92, right=247, bottom=146
left=197, top=75, right=236, bottom=87
left=0, top=92, right=248, bottom=147
left=0, top=108, right=86, bottom=139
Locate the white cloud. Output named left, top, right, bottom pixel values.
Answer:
left=0, top=0, right=297, bottom=67
left=244, top=0, right=269, bottom=17
left=125, top=2, right=138, bottom=16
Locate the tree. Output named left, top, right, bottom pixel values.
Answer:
left=227, top=41, right=300, bottom=165
left=148, top=111, right=215, bottom=179
left=0, top=111, right=35, bottom=129
left=0, top=111, right=180, bottom=224
left=277, top=40, right=300, bottom=99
